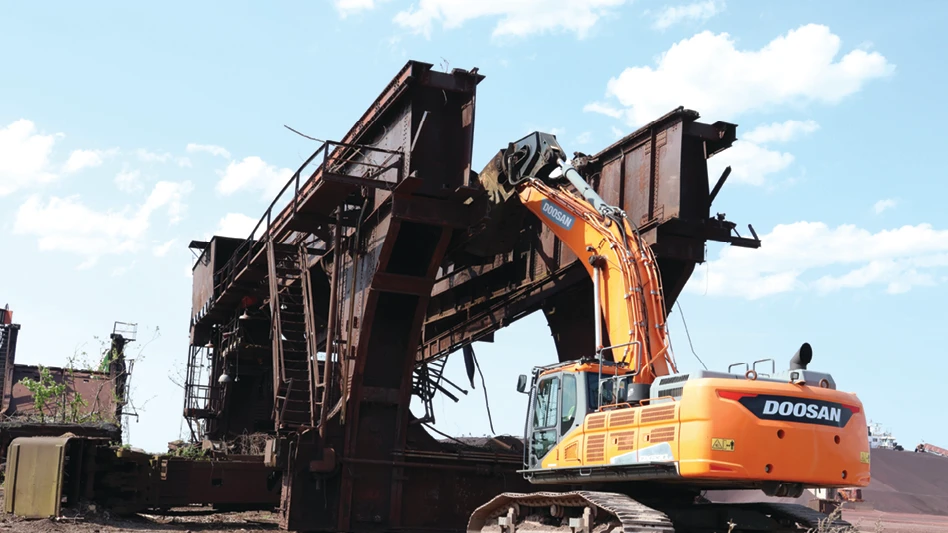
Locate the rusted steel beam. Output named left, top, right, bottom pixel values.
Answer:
left=420, top=264, right=588, bottom=362
left=392, top=194, right=477, bottom=228
left=271, top=61, right=486, bottom=533
left=371, top=272, right=435, bottom=296
left=1, top=322, right=20, bottom=415
left=322, top=171, right=397, bottom=190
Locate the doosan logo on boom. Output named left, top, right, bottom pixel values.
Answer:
left=762, top=400, right=842, bottom=423
left=540, top=200, right=575, bottom=230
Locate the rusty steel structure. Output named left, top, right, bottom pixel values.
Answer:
left=0, top=308, right=134, bottom=464
left=184, top=60, right=759, bottom=532
left=4, top=435, right=281, bottom=518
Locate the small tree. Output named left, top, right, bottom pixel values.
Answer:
left=19, top=366, right=66, bottom=423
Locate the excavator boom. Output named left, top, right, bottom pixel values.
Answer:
left=503, top=132, right=676, bottom=383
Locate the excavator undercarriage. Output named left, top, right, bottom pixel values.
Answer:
left=468, top=490, right=852, bottom=533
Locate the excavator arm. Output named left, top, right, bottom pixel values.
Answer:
left=499, top=132, right=677, bottom=384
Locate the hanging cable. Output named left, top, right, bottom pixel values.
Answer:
left=283, top=124, right=324, bottom=143
left=675, top=301, right=707, bottom=370
left=472, top=349, right=496, bottom=434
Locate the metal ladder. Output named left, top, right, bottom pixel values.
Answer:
left=267, top=240, right=315, bottom=430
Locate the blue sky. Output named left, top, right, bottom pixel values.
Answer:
left=2, top=1, right=945, bottom=453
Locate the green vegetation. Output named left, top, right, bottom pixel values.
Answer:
left=17, top=366, right=66, bottom=423
left=167, top=442, right=210, bottom=460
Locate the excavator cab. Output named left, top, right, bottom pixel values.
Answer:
left=519, top=361, right=634, bottom=469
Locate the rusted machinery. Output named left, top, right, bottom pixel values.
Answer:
left=4, top=435, right=280, bottom=518
left=0, top=308, right=134, bottom=465
left=179, top=60, right=758, bottom=532
left=916, top=442, right=948, bottom=457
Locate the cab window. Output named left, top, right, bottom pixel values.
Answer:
left=561, top=373, right=577, bottom=434
left=531, top=376, right=560, bottom=463
left=533, top=376, right=559, bottom=429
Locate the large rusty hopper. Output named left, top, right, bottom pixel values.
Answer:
left=422, top=107, right=760, bottom=363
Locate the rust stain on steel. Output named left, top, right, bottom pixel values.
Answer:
left=152, top=455, right=281, bottom=509
left=1, top=309, right=127, bottom=464
left=6, top=365, right=118, bottom=419
left=5, top=436, right=280, bottom=517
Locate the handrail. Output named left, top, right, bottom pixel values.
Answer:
left=206, top=139, right=405, bottom=308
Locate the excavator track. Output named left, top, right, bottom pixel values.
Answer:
left=468, top=491, right=673, bottom=533
left=467, top=491, right=852, bottom=533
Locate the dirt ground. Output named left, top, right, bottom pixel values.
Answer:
left=0, top=499, right=946, bottom=532
left=0, top=507, right=282, bottom=532
left=2, top=510, right=948, bottom=532
left=844, top=509, right=948, bottom=533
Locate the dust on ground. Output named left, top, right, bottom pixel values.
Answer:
left=845, top=509, right=948, bottom=533
left=0, top=507, right=281, bottom=532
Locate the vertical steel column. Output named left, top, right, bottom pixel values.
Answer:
left=319, top=209, right=343, bottom=437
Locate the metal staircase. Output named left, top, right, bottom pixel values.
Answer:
left=299, top=245, right=323, bottom=424
left=183, top=343, right=219, bottom=429
left=267, top=240, right=315, bottom=430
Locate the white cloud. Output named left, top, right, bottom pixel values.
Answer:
left=63, top=148, right=116, bottom=174
left=216, top=156, right=293, bottom=198
left=146, top=181, right=193, bottom=224
left=394, top=0, right=627, bottom=39
left=611, top=126, right=624, bottom=139
left=153, top=239, right=176, bottom=257
left=874, top=198, right=897, bottom=214
left=115, top=169, right=143, bottom=193
left=0, top=119, right=61, bottom=196
left=743, top=120, right=820, bottom=144
left=13, top=180, right=194, bottom=265
left=705, top=120, right=819, bottom=187
left=111, top=261, right=137, bottom=277
left=583, top=102, right=624, bottom=118
left=653, top=0, right=722, bottom=30
left=215, top=213, right=262, bottom=240
left=589, top=24, right=894, bottom=127
left=136, top=149, right=190, bottom=168
left=136, top=149, right=172, bottom=163
left=707, top=140, right=793, bottom=186
left=691, top=222, right=948, bottom=299
left=186, top=143, right=231, bottom=159
left=575, top=131, right=593, bottom=145
left=336, top=0, right=377, bottom=17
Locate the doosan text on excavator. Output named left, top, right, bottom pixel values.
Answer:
left=465, top=132, right=870, bottom=533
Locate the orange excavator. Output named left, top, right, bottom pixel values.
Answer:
left=466, top=133, right=870, bottom=532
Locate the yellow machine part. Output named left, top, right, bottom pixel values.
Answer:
left=540, top=378, right=871, bottom=489
left=3, top=436, right=72, bottom=518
